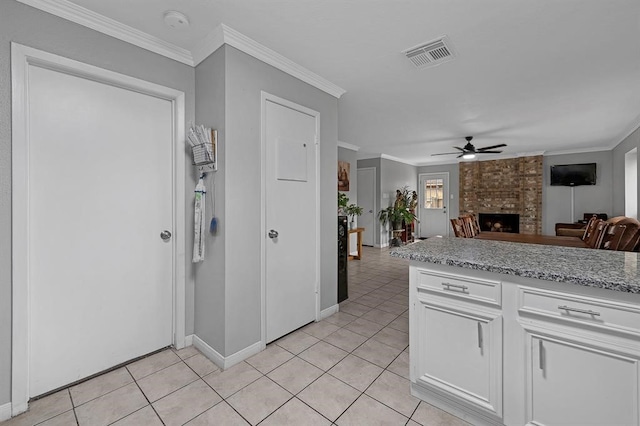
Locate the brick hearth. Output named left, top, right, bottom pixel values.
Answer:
left=459, top=156, right=543, bottom=234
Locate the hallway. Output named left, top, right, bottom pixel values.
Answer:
left=3, top=247, right=467, bottom=426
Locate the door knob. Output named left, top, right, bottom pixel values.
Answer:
left=268, top=230, right=279, bottom=239
left=160, top=230, right=172, bottom=241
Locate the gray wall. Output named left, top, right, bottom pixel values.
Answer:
left=543, top=151, right=613, bottom=235
left=380, top=159, right=417, bottom=246
left=417, top=154, right=615, bottom=236
left=338, top=147, right=358, bottom=206
left=0, top=2, right=196, bottom=406
left=613, top=127, right=640, bottom=217
left=338, top=147, right=359, bottom=253
left=194, top=48, right=227, bottom=356
left=355, top=157, right=417, bottom=246
left=221, top=46, right=338, bottom=355
left=357, top=158, right=382, bottom=245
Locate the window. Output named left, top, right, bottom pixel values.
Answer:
left=625, top=148, right=637, bottom=219
left=423, top=178, right=444, bottom=209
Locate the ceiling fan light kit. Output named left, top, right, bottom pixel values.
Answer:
left=431, top=136, right=507, bottom=159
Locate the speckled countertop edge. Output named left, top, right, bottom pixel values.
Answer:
left=390, top=238, right=640, bottom=294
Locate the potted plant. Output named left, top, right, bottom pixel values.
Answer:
left=378, top=186, right=418, bottom=245
left=338, top=192, right=349, bottom=215
left=345, top=204, right=364, bottom=229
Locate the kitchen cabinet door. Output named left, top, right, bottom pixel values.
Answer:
left=528, top=334, right=640, bottom=426
left=415, top=299, right=502, bottom=417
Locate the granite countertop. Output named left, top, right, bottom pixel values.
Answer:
left=391, top=237, right=640, bottom=293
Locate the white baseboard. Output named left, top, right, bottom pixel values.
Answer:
left=320, top=304, right=339, bottom=320
left=224, top=341, right=263, bottom=369
left=0, top=402, right=12, bottom=421
left=192, top=335, right=263, bottom=370
left=374, top=242, right=389, bottom=248
left=184, top=334, right=194, bottom=347
left=192, top=335, right=225, bottom=369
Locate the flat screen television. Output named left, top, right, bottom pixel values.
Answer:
left=550, top=163, right=597, bottom=186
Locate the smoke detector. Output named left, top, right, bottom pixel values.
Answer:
left=403, top=36, right=456, bottom=69
left=163, top=11, right=190, bottom=30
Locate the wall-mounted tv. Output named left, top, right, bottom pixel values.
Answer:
left=550, top=163, right=597, bottom=186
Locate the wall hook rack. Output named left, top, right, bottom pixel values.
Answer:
left=188, top=124, right=217, bottom=173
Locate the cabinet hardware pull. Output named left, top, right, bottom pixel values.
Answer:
left=539, top=340, right=544, bottom=370
left=477, top=322, right=483, bottom=349
left=557, top=305, right=601, bottom=316
left=441, top=282, right=468, bottom=292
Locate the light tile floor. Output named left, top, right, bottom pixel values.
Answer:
left=3, top=247, right=468, bottom=426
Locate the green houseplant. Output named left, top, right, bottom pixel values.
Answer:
left=345, top=204, right=364, bottom=229
left=378, top=206, right=417, bottom=230
left=378, top=186, right=418, bottom=245
left=338, top=192, right=349, bottom=215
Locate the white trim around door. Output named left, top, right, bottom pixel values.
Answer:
left=356, top=167, right=377, bottom=247
left=418, top=172, right=450, bottom=238
left=10, top=43, right=186, bottom=415
left=259, top=91, right=321, bottom=350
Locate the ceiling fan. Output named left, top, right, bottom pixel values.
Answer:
left=431, top=136, right=506, bottom=159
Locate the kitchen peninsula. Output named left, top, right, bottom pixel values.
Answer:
left=392, top=238, right=640, bottom=426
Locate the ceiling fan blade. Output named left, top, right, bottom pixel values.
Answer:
left=476, top=150, right=503, bottom=154
left=457, top=153, right=466, bottom=158
left=431, top=152, right=461, bottom=156
left=453, top=146, right=465, bottom=152
left=477, top=144, right=507, bottom=151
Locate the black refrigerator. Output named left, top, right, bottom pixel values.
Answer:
left=338, top=216, right=348, bottom=303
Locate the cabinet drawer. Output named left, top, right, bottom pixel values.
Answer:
left=519, top=286, right=640, bottom=335
left=416, top=269, right=501, bottom=306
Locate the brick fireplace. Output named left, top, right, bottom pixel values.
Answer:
left=459, top=156, right=542, bottom=234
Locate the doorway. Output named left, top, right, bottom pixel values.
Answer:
left=11, top=44, right=185, bottom=413
left=357, top=167, right=376, bottom=246
left=262, top=93, right=320, bottom=344
left=418, top=172, right=449, bottom=237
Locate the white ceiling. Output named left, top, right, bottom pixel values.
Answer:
left=50, top=0, right=640, bottom=165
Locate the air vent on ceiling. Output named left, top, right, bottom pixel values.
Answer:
left=403, top=36, right=455, bottom=69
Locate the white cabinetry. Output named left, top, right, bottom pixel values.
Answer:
left=526, top=333, right=639, bottom=426
left=412, top=268, right=503, bottom=423
left=519, top=286, right=640, bottom=426
left=410, top=263, right=640, bottom=426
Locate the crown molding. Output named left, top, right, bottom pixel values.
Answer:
left=191, top=25, right=225, bottom=65
left=18, top=2, right=346, bottom=98
left=337, top=141, right=360, bottom=151
left=415, top=151, right=547, bottom=167
left=194, top=24, right=346, bottom=99
left=516, top=151, right=546, bottom=157
left=17, top=0, right=194, bottom=65
left=380, top=153, right=419, bottom=167
left=544, top=146, right=612, bottom=156
left=415, top=159, right=458, bottom=167
left=611, top=118, right=640, bottom=150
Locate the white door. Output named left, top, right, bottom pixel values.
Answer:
left=265, top=97, right=318, bottom=343
left=26, top=64, right=174, bottom=396
left=357, top=168, right=376, bottom=246
left=528, top=334, right=639, bottom=425
left=419, top=173, right=449, bottom=238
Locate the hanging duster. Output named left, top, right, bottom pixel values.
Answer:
left=192, top=177, right=206, bottom=263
